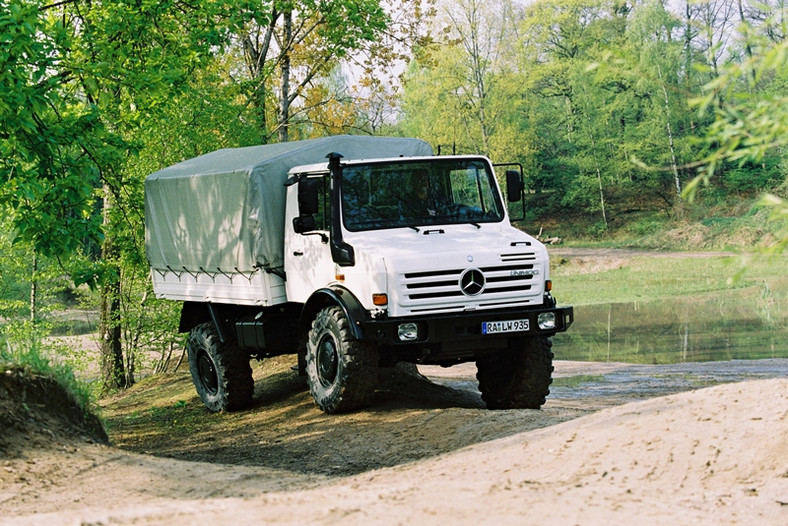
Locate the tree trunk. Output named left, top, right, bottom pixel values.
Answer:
left=657, top=64, right=681, bottom=197
left=99, top=184, right=127, bottom=390
left=99, top=266, right=125, bottom=390
left=736, top=0, right=756, bottom=82
left=580, top=94, right=608, bottom=228
left=242, top=7, right=279, bottom=143
left=594, top=163, right=608, bottom=227
left=278, top=10, right=292, bottom=143
left=30, top=251, right=37, bottom=325
left=683, top=0, right=693, bottom=90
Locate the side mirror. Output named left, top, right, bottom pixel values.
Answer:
left=506, top=169, right=524, bottom=203
left=298, top=178, right=320, bottom=215
left=293, top=215, right=316, bottom=234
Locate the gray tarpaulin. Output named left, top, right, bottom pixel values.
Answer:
left=145, top=136, right=433, bottom=273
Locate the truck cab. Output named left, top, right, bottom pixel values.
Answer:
left=283, top=152, right=572, bottom=412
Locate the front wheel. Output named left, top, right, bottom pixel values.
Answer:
left=476, top=336, right=554, bottom=410
left=186, top=322, right=254, bottom=412
left=305, top=306, right=378, bottom=413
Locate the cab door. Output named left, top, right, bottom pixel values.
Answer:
left=284, top=175, right=335, bottom=303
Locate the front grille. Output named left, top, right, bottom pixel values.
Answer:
left=399, top=258, right=541, bottom=307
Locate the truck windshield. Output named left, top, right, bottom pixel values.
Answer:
left=341, top=159, right=505, bottom=231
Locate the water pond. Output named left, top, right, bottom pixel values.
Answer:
left=552, top=283, right=788, bottom=364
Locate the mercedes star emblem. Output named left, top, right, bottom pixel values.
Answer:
left=459, top=268, right=485, bottom=296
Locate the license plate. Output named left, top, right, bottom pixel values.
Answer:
left=482, top=319, right=530, bottom=335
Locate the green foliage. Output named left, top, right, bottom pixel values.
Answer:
left=0, top=1, right=103, bottom=257
left=691, top=38, right=788, bottom=183
left=721, top=158, right=784, bottom=193
left=627, top=217, right=662, bottom=237
left=401, top=0, right=527, bottom=160
left=402, top=0, right=787, bottom=236
left=683, top=10, right=788, bottom=252
left=0, top=321, right=98, bottom=415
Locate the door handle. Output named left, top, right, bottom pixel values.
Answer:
left=293, top=250, right=304, bottom=256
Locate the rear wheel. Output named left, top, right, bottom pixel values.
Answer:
left=306, top=306, right=378, bottom=413
left=187, top=322, right=254, bottom=412
left=476, top=336, right=554, bottom=410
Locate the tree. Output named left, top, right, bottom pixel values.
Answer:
left=0, top=1, right=102, bottom=260
left=1, top=0, right=434, bottom=389
left=695, top=0, right=738, bottom=79
left=518, top=0, right=633, bottom=226
left=401, top=0, right=530, bottom=161
left=691, top=29, right=788, bottom=184
left=624, top=0, right=690, bottom=199
left=237, top=0, right=393, bottom=142
left=688, top=9, right=788, bottom=249
left=1, top=0, right=251, bottom=389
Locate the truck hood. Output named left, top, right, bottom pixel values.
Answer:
left=345, top=224, right=549, bottom=316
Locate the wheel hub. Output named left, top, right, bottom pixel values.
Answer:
left=197, top=350, right=219, bottom=395
left=317, top=336, right=339, bottom=387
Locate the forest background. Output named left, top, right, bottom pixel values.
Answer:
left=1, top=0, right=786, bottom=396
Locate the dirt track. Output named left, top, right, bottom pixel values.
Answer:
left=2, top=247, right=787, bottom=523
left=2, top=357, right=788, bottom=525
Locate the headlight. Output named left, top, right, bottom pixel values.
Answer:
left=538, top=312, right=556, bottom=330
left=398, top=322, right=419, bottom=341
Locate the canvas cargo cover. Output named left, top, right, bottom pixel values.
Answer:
left=145, top=135, right=432, bottom=274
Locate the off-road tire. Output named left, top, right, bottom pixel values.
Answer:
left=187, top=322, right=254, bottom=412
left=476, top=336, right=554, bottom=410
left=306, top=306, right=378, bottom=413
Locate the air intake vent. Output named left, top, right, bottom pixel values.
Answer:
left=500, top=252, right=537, bottom=262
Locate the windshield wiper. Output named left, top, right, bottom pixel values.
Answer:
left=408, top=225, right=420, bottom=232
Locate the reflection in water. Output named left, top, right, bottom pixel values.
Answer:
left=552, top=286, right=788, bottom=364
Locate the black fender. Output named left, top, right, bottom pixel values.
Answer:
left=179, top=301, right=212, bottom=334
left=299, top=286, right=368, bottom=341
left=179, top=302, right=230, bottom=343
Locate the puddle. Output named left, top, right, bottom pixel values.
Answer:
left=552, top=284, right=788, bottom=364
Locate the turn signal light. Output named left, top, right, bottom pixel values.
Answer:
left=372, top=293, right=388, bottom=306
left=545, top=280, right=552, bottom=292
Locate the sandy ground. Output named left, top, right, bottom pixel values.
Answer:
left=2, top=359, right=787, bottom=526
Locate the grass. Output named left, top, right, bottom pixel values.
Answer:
left=551, top=252, right=788, bottom=306
left=1, top=336, right=103, bottom=431
left=527, top=185, right=787, bottom=252
left=101, top=371, right=208, bottom=445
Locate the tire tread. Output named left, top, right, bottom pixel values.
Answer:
left=476, top=336, right=554, bottom=410
left=187, top=322, right=254, bottom=412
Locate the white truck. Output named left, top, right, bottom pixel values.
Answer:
left=145, top=135, right=573, bottom=413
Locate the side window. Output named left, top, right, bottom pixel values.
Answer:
left=314, top=175, right=330, bottom=230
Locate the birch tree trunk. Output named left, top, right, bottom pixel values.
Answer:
left=656, top=64, right=681, bottom=197
left=29, top=252, right=37, bottom=325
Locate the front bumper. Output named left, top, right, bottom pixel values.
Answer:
left=364, top=305, right=574, bottom=347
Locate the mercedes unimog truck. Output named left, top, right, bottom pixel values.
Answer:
left=145, top=135, right=573, bottom=413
